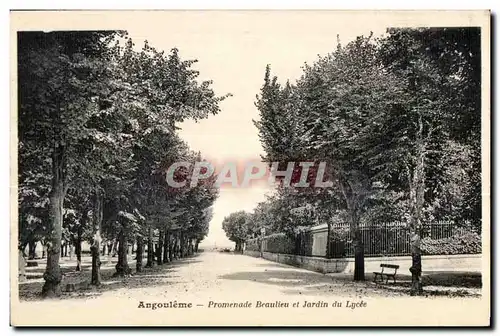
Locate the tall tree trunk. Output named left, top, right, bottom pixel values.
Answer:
left=28, top=239, right=37, bottom=260
left=352, top=228, right=365, bottom=281
left=168, top=234, right=174, bottom=261
left=409, top=230, right=422, bottom=295
left=349, top=203, right=364, bottom=281
left=179, top=232, right=184, bottom=258
left=173, top=234, right=179, bottom=259
left=136, top=236, right=144, bottom=273
left=163, top=231, right=170, bottom=263
left=75, top=224, right=82, bottom=271
left=111, top=239, right=118, bottom=257
left=146, top=226, right=154, bottom=267
left=102, top=242, right=106, bottom=256
left=189, top=238, right=194, bottom=255
left=42, top=147, right=65, bottom=298
left=195, top=239, right=200, bottom=253
left=178, top=236, right=182, bottom=257
left=114, top=226, right=131, bottom=277
left=184, top=237, right=189, bottom=256
left=157, top=230, right=164, bottom=265
left=69, top=243, right=73, bottom=260
left=408, top=114, right=426, bottom=296
left=91, top=191, right=103, bottom=286
left=339, top=176, right=366, bottom=282
left=184, top=235, right=188, bottom=257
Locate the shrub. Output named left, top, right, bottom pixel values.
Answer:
left=244, top=234, right=295, bottom=254
left=421, top=231, right=482, bottom=255
left=245, top=238, right=260, bottom=251
left=265, top=233, right=295, bottom=254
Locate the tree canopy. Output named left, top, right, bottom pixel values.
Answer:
left=18, top=30, right=228, bottom=297
left=250, top=27, right=481, bottom=287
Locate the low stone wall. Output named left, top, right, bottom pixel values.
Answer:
left=244, top=250, right=262, bottom=258
left=243, top=250, right=482, bottom=274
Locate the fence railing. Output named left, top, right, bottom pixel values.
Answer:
left=328, top=221, right=461, bottom=258
left=246, top=221, right=480, bottom=258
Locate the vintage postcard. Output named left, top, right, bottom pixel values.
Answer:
left=10, top=10, right=491, bottom=326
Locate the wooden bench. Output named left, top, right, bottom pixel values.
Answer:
left=373, top=263, right=399, bottom=284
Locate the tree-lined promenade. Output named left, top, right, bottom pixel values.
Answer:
left=223, top=28, right=481, bottom=295
left=18, top=31, right=227, bottom=297
left=18, top=27, right=482, bottom=300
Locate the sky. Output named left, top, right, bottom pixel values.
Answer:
left=122, top=11, right=389, bottom=248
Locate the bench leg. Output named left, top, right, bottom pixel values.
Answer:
left=373, top=274, right=378, bottom=283
left=386, top=275, right=396, bottom=283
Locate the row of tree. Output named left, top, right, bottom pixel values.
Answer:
left=18, top=31, right=226, bottom=297
left=223, top=28, right=481, bottom=295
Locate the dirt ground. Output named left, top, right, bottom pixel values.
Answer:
left=19, top=251, right=481, bottom=302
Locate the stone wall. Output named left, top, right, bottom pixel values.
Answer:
left=243, top=250, right=482, bottom=275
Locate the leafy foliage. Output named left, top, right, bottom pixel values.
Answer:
left=250, top=28, right=481, bottom=270
left=222, top=211, right=253, bottom=248
left=421, top=231, right=481, bottom=255
left=17, top=31, right=227, bottom=295
left=246, top=233, right=295, bottom=255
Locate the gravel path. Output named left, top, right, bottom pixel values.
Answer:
left=95, top=251, right=401, bottom=301
left=19, top=251, right=481, bottom=303
left=14, top=251, right=484, bottom=326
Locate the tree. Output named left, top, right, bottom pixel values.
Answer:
left=18, top=31, right=121, bottom=297
left=371, top=27, right=481, bottom=294
left=18, top=140, right=51, bottom=258
left=62, top=192, right=93, bottom=271
left=222, top=211, right=253, bottom=253
left=255, top=35, right=403, bottom=280
left=253, top=28, right=481, bottom=288
left=18, top=31, right=228, bottom=296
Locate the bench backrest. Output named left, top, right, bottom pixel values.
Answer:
left=380, top=263, right=399, bottom=269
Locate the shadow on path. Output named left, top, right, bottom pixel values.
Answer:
left=252, top=263, right=296, bottom=269
left=219, top=269, right=384, bottom=297
left=19, top=254, right=202, bottom=301
left=220, top=268, right=481, bottom=298
left=365, top=271, right=482, bottom=297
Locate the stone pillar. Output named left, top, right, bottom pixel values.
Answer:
left=18, top=250, right=26, bottom=282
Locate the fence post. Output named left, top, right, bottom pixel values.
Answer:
left=260, top=227, right=266, bottom=258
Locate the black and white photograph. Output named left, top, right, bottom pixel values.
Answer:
left=10, top=10, right=490, bottom=326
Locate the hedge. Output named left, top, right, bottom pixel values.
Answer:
left=245, top=238, right=260, bottom=252
left=265, top=233, right=295, bottom=254
left=245, top=233, right=295, bottom=254
left=421, top=231, right=482, bottom=255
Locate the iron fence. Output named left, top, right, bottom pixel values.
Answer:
left=248, top=221, right=480, bottom=258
